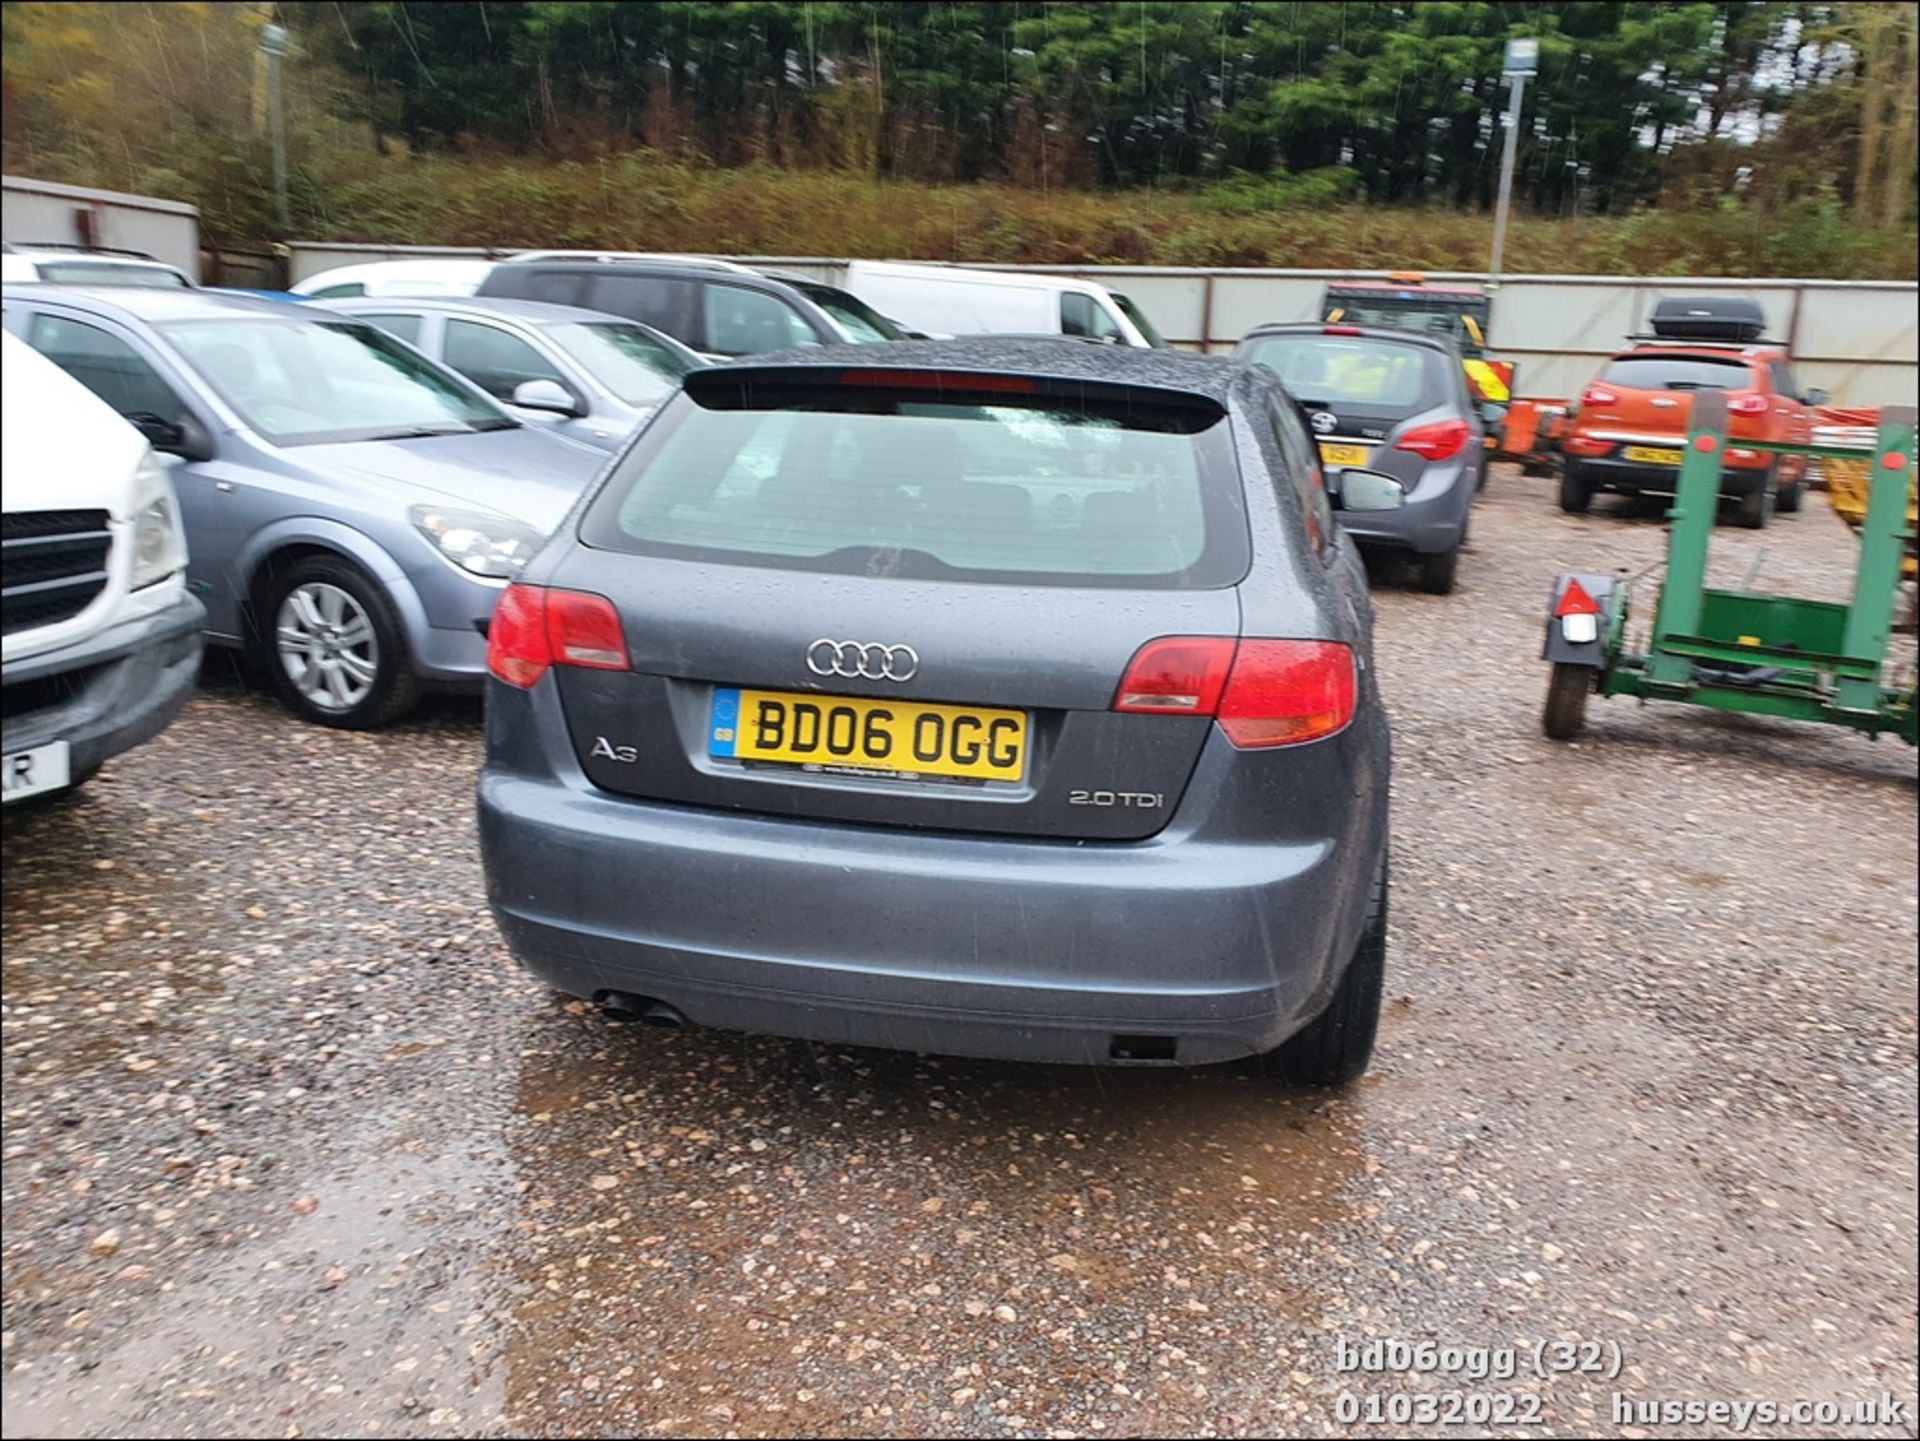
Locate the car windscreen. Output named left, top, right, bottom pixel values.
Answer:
left=1600, top=354, right=1753, bottom=391
left=1111, top=292, right=1168, bottom=348
left=1240, top=335, right=1444, bottom=413
left=547, top=321, right=697, bottom=404
left=40, top=262, right=189, bottom=288
left=160, top=317, right=512, bottom=445
left=803, top=288, right=905, bottom=342
left=1323, top=293, right=1484, bottom=353
left=579, top=380, right=1248, bottom=589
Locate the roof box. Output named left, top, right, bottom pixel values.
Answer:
left=1648, top=294, right=1766, bottom=343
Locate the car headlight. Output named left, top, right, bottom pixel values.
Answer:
left=129, top=448, right=188, bottom=590
left=410, top=503, right=545, bottom=579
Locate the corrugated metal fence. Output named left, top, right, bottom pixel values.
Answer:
left=286, top=242, right=1919, bottom=407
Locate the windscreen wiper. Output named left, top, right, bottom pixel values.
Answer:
left=361, top=423, right=474, bottom=440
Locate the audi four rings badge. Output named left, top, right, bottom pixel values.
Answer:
left=806, top=639, right=919, bottom=681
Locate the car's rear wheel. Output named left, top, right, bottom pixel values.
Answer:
left=1775, top=460, right=1803, bottom=514
left=1558, top=471, right=1593, bottom=514
left=259, top=555, right=418, bottom=730
left=1542, top=662, right=1594, bottom=740
left=1730, top=478, right=1774, bottom=530
left=1416, top=542, right=1460, bottom=595
left=1256, top=849, right=1387, bottom=1087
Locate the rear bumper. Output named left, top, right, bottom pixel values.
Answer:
left=1334, top=458, right=1474, bottom=555
left=1568, top=455, right=1769, bottom=497
left=478, top=678, right=1390, bottom=1066
left=2, top=591, right=205, bottom=778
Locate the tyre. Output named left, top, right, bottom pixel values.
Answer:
left=257, top=554, right=418, bottom=729
left=1730, top=479, right=1774, bottom=530
left=1542, top=662, right=1594, bottom=740
left=1416, top=543, right=1460, bottom=596
left=1775, top=461, right=1803, bottom=514
left=1256, top=848, right=1388, bottom=1087
left=1558, top=471, right=1593, bottom=515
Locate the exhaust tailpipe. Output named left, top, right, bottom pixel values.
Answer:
left=598, top=992, right=686, bottom=1030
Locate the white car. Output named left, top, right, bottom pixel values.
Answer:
left=841, top=259, right=1167, bottom=348
left=1, top=244, right=194, bottom=288
left=1, top=332, right=204, bottom=804
left=288, top=258, right=497, bottom=299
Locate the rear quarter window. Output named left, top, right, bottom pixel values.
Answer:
left=1601, top=355, right=1754, bottom=391
left=580, top=381, right=1249, bottom=589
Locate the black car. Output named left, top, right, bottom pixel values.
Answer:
left=477, top=340, right=1400, bottom=1085
left=478, top=257, right=864, bottom=360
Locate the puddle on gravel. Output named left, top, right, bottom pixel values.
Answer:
left=498, top=1006, right=1374, bottom=1436
left=0, top=1127, right=515, bottom=1438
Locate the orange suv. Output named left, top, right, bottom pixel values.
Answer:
left=1560, top=300, right=1823, bottom=529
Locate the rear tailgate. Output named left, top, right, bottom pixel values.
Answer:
left=546, top=365, right=1250, bottom=841
left=1581, top=352, right=1763, bottom=455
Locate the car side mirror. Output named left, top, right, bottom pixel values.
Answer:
left=1332, top=468, right=1406, bottom=512
left=131, top=411, right=216, bottom=463
left=510, top=378, right=583, bottom=417
left=1478, top=401, right=1509, bottom=426
left=1802, top=387, right=1828, bottom=407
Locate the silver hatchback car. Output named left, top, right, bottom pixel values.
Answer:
left=1234, top=323, right=1501, bottom=594
left=3, top=286, right=607, bottom=727
left=315, top=296, right=704, bottom=454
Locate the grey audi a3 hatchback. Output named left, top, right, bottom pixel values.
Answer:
left=478, top=341, right=1394, bottom=1084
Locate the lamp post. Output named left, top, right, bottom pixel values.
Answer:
left=260, top=22, right=290, bottom=230
left=1488, top=37, right=1537, bottom=288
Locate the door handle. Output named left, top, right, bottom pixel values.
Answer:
left=215, top=481, right=234, bottom=493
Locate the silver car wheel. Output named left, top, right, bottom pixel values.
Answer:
left=276, top=581, right=378, bottom=712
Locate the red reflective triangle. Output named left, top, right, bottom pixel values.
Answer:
left=1556, top=579, right=1601, bottom=618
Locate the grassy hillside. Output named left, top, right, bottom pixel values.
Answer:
left=299, top=151, right=1918, bottom=279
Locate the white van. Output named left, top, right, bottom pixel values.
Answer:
left=1, top=332, right=204, bottom=804
left=841, top=260, right=1167, bottom=348
left=288, top=258, right=497, bottom=299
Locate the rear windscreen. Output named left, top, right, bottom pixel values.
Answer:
left=579, top=383, right=1248, bottom=588
left=1240, top=335, right=1444, bottom=412
left=1601, top=355, right=1752, bottom=391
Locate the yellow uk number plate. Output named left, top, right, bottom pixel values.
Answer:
left=709, top=688, right=1027, bottom=782
left=1623, top=445, right=1684, bottom=465
left=1318, top=442, right=1372, bottom=467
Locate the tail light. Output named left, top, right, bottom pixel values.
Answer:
left=1726, top=392, right=1769, bottom=416
left=1582, top=385, right=1620, bottom=407
left=1394, top=418, right=1470, bottom=462
left=486, top=584, right=629, bottom=689
left=1113, top=637, right=1234, bottom=713
left=1555, top=579, right=1602, bottom=644
left=1116, top=637, right=1356, bottom=748
left=840, top=369, right=1035, bottom=393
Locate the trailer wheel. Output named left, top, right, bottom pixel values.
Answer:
left=1542, top=663, right=1595, bottom=740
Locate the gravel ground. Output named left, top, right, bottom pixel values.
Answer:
left=3, top=467, right=1915, bottom=1440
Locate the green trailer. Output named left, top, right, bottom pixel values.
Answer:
left=1539, top=396, right=1917, bottom=748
